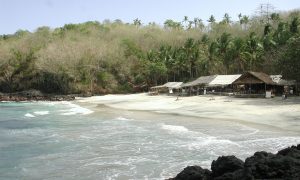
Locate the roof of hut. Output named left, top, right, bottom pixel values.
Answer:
left=233, top=71, right=275, bottom=85
left=164, top=82, right=183, bottom=89
left=208, top=74, right=241, bottom=86
left=181, top=75, right=217, bottom=87
left=151, top=82, right=183, bottom=89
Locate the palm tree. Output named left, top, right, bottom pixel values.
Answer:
left=207, top=15, right=216, bottom=31
left=183, top=16, right=189, bottom=29
left=133, top=18, right=142, bottom=27
left=222, top=13, right=231, bottom=24
left=208, top=15, right=216, bottom=23
left=270, top=13, right=280, bottom=22
left=188, top=21, right=193, bottom=30
left=240, top=15, right=249, bottom=30
left=207, top=41, right=218, bottom=74
left=290, top=17, right=299, bottom=34
left=217, top=33, right=232, bottom=74
left=164, top=19, right=182, bottom=30
left=194, top=18, right=204, bottom=30
left=274, top=22, right=290, bottom=45
left=242, top=32, right=264, bottom=71
left=238, top=13, right=242, bottom=22
left=228, top=38, right=246, bottom=73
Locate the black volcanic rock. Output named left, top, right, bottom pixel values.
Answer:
left=170, top=166, right=211, bottom=180
left=245, top=145, right=300, bottom=179
left=169, top=144, right=300, bottom=180
left=211, top=156, right=244, bottom=178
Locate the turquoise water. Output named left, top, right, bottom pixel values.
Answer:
left=1, top=101, right=300, bottom=179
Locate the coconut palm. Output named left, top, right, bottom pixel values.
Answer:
left=208, top=15, right=216, bottom=23
left=222, top=13, right=231, bottom=24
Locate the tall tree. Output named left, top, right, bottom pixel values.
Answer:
left=290, top=17, right=299, bottom=34
left=242, top=32, right=264, bottom=71
left=208, top=15, right=216, bottom=23
left=222, top=13, right=231, bottom=24
left=133, top=18, right=142, bottom=27
left=278, top=37, right=300, bottom=81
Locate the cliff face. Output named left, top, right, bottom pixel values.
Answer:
left=169, top=144, right=300, bottom=180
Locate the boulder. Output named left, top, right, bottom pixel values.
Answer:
left=245, top=146, right=300, bottom=179
left=211, top=156, right=244, bottom=178
left=170, top=166, right=211, bottom=180
left=170, top=144, right=300, bottom=180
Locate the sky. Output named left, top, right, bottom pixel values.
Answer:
left=1, top=0, right=300, bottom=34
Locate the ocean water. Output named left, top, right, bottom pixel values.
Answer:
left=0, top=101, right=300, bottom=180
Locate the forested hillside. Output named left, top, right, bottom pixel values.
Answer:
left=0, top=10, right=299, bottom=94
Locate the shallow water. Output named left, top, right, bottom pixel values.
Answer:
left=0, top=101, right=300, bottom=180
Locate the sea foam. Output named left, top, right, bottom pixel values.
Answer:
left=24, top=113, right=35, bottom=118
left=60, top=102, right=93, bottom=115
left=116, top=117, right=133, bottom=121
left=34, top=111, right=49, bottom=115
left=161, top=124, right=189, bottom=133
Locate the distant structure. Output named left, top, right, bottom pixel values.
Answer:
left=149, top=72, right=297, bottom=98
left=255, top=3, right=275, bottom=24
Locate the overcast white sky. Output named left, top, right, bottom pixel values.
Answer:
left=1, top=0, right=300, bottom=34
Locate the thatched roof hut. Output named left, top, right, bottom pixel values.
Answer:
left=181, top=75, right=217, bottom=88
left=233, top=72, right=275, bottom=85
left=208, top=75, right=241, bottom=87
left=232, top=72, right=278, bottom=97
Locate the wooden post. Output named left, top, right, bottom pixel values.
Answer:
left=265, top=83, right=267, bottom=98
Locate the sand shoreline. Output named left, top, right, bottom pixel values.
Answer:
left=76, top=93, right=300, bottom=132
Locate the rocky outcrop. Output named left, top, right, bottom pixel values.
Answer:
left=173, top=166, right=211, bottom=180
left=211, top=156, right=244, bottom=179
left=0, top=90, right=75, bottom=101
left=169, top=144, right=300, bottom=180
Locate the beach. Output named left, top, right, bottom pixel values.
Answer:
left=76, top=93, right=300, bottom=132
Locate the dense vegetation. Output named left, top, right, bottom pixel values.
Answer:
left=0, top=9, right=300, bottom=94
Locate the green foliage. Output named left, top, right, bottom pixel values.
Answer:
left=278, top=37, right=300, bottom=81
left=290, top=17, right=299, bottom=34
left=1, top=10, right=300, bottom=94
left=0, top=48, right=37, bottom=92
left=33, top=71, right=73, bottom=94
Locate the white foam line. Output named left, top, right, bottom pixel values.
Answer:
left=34, top=111, right=49, bottom=115
left=24, top=113, right=35, bottom=118
left=116, top=117, right=133, bottom=121
left=60, top=102, right=94, bottom=116
left=161, top=124, right=189, bottom=133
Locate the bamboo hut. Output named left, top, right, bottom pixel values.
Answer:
left=181, top=75, right=217, bottom=96
left=207, top=74, right=241, bottom=95
left=232, top=71, right=276, bottom=98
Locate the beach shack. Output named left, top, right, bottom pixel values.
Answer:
left=232, top=71, right=276, bottom=98
left=181, top=75, right=217, bottom=96
left=270, top=75, right=297, bottom=95
left=149, top=82, right=183, bottom=95
left=207, top=74, right=241, bottom=95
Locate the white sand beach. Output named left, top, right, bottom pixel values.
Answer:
left=76, top=93, right=300, bottom=132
